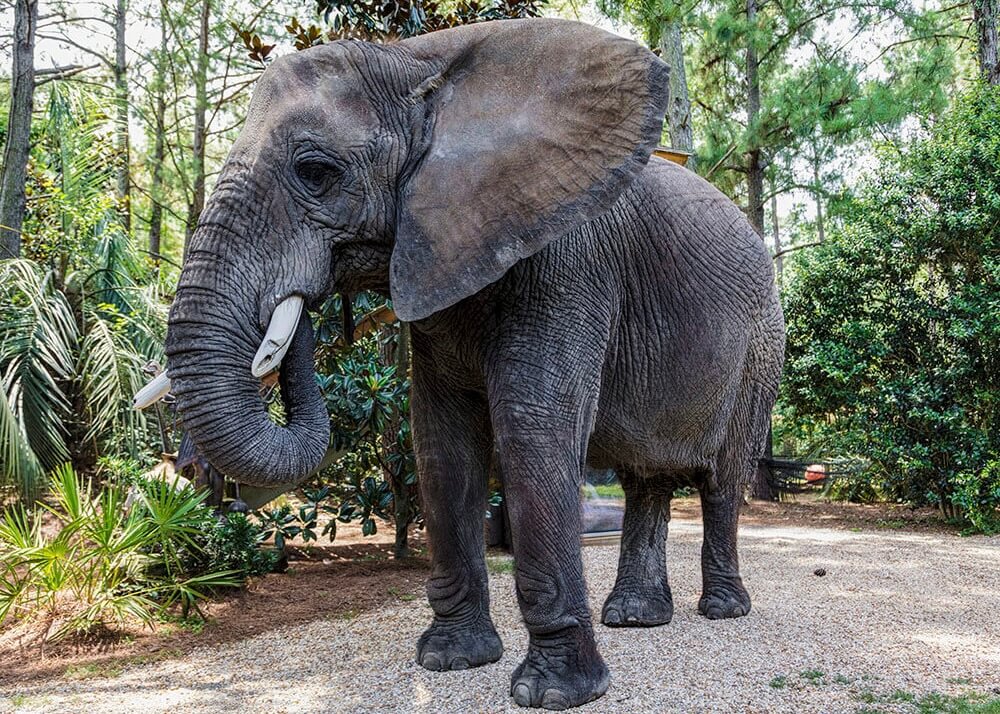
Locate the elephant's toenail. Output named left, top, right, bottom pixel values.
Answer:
left=604, top=608, right=621, bottom=625
left=420, top=652, right=443, bottom=671
left=512, top=682, right=533, bottom=706
left=541, top=688, right=570, bottom=710
left=451, top=657, right=470, bottom=670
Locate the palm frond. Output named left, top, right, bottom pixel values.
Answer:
left=0, top=260, right=78, bottom=497
left=78, top=312, right=151, bottom=445
left=0, top=378, right=46, bottom=498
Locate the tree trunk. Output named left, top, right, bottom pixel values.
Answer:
left=185, top=0, right=211, bottom=257
left=746, top=0, right=773, bottom=500
left=974, top=0, right=1000, bottom=85
left=392, top=322, right=412, bottom=559
left=770, top=187, right=782, bottom=284
left=147, top=0, right=169, bottom=266
left=745, top=0, right=764, bottom=235
left=0, top=0, right=38, bottom=259
left=113, top=0, right=131, bottom=231
left=379, top=321, right=413, bottom=559
left=812, top=147, right=825, bottom=243
left=658, top=18, right=696, bottom=170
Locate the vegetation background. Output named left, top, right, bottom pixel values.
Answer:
left=0, top=0, right=997, bottom=639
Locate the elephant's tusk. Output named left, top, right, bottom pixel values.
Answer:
left=251, top=295, right=304, bottom=378
left=133, top=371, right=172, bottom=410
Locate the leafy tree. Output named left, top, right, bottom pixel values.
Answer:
left=780, top=82, right=1000, bottom=532
left=0, top=84, right=165, bottom=499
left=316, top=0, right=545, bottom=39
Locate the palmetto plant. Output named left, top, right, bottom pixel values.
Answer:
left=0, top=84, right=167, bottom=500
left=0, top=261, right=78, bottom=497
left=0, top=259, right=166, bottom=500
left=0, top=464, right=241, bottom=641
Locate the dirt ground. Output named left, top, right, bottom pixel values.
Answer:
left=0, top=524, right=430, bottom=687
left=695, top=493, right=956, bottom=533
left=0, top=494, right=963, bottom=688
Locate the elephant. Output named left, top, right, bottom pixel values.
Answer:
left=160, top=18, right=785, bottom=710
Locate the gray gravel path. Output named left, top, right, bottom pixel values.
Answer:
left=3, top=522, right=999, bottom=713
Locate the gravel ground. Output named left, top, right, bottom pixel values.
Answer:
left=3, top=522, right=999, bottom=713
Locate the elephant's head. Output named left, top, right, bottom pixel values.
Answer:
left=163, top=18, right=669, bottom=487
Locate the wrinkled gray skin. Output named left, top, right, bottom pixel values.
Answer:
left=165, top=18, right=784, bottom=710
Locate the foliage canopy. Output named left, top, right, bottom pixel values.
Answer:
left=780, top=83, right=1000, bottom=532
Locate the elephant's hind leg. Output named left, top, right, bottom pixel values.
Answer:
left=601, top=471, right=674, bottom=627
left=698, top=463, right=751, bottom=619
left=411, top=343, right=502, bottom=671
left=699, top=303, right=783, bottom=620
left=698, top=391, right=766, bottom=620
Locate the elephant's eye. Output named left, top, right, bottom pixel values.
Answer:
left=295, top=160, right=338, bottom=194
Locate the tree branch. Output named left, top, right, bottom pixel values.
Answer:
left=705, top=143, right=739, bottom=180
left=773, top=241, right=822, bottom=260
left=34, top=63, right=100, bottom=86
left=36, top=33, right=112, bottom=68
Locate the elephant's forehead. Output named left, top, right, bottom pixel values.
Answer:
left=233, top=48, right=378, bottom=162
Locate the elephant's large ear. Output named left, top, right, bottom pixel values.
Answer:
left=390, top=19, right=669, bottom=321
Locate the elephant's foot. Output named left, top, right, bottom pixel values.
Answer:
left=416, top=615, right=503, bottom=671
left=510, top=629, right=610, bottom=710
left=601, top=585, right=673, bottom=627
left=698, top=579, right=751, bottom=620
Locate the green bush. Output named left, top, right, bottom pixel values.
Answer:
left=255, top=486, right=338, bottom=550
left=0, top=465, right=245, bottom=641
left=312, top=298, right=421, bottom=557
left=949, top=462, right=1000, bottom=535
left=200, top=513, right=278, bottom=578
left=779, top=82, right=1000, bottom=531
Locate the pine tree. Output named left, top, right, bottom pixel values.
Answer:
left=691, top=0, right=960, bottom=238
left=0, top=0, right=38, bottom=258
left=596, top=0, right=697, bottom=166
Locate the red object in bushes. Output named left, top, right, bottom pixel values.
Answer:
left=805, top=464, right=826, bottom=483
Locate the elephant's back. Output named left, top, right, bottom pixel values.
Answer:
left=639, top=157, right=774, bottom=299
left=611, top=157, right=777, bottom=327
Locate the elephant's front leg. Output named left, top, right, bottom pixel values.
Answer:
left=411, top=355, right=501, bottom=671
left=492, top=400, right=609, bottom=710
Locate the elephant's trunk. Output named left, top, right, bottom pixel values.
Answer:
left=165, top=232, right=330, bottom=487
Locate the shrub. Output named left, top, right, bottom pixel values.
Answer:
left=200, top=513, right=278, bottom=578
left=949, top=462, right=1000, bottom=535
left=780, top=83, right=1000, bottom=531
left=313, top=300, right=421, bottom=558
left=0, top=465, right=243, bottom=641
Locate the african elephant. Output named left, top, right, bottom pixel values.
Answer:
left=161, top=18, right=784, bottom=710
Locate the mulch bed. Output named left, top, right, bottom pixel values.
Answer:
left=1, top=537, right=430, bottom=687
